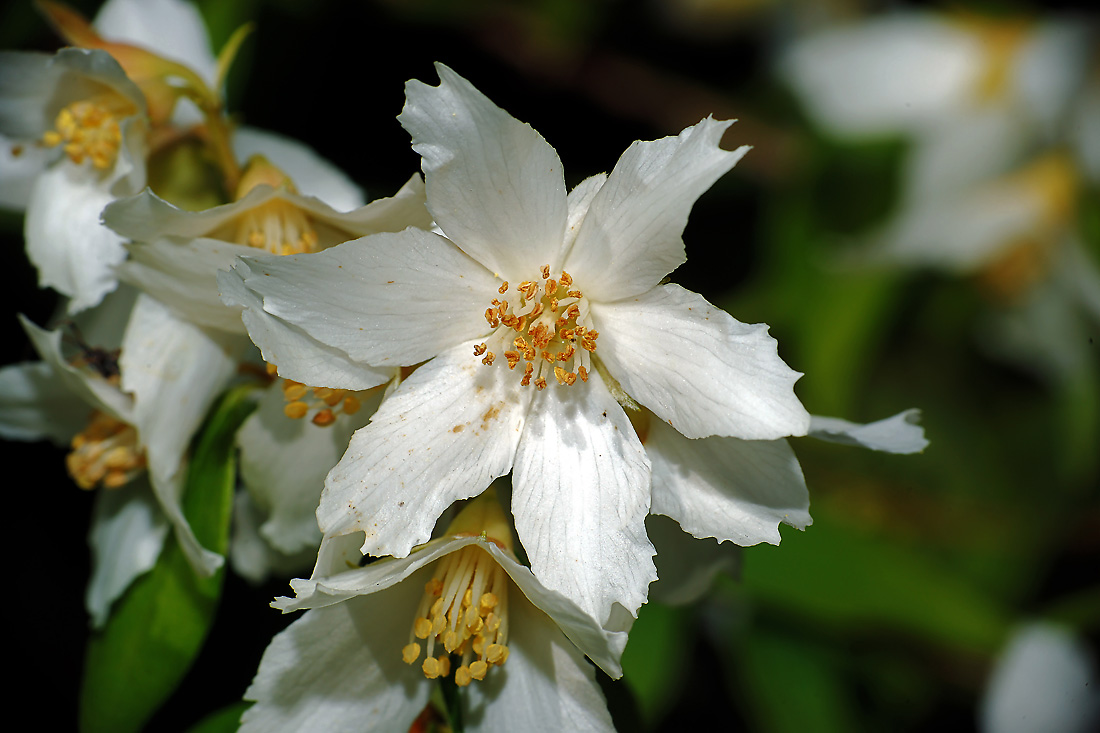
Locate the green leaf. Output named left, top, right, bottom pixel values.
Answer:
left=79, top=385, right=257, bottom=733
left=733, top=629, right=860, bottom=733
left=621, top=602, right=693, bottom=728
left=186, top=702, right=250, bottom=733
left=737, top=514, right=1012, bottom=653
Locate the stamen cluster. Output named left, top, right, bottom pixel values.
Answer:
left=275, top=368, right=362, bottom=427
left=41, top=98, right=128, bottom=170
left=401, top=544, right=510, bottom=687
left=477, top=265, right=598, bottom=390
left=66, top=411, right=146, bottom=490
left=230, top=200, right=320, bottom=256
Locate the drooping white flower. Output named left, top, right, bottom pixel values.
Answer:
left=242, top=492, right=623, bottom=732
left=220, top=63, right=810, bottom=625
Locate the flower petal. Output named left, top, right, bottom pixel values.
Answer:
left=592, top=284, right=810, bottom=440
left=237, top=382, right=379, bottom=555
left=120, top=295, right=243, bottom=575
left=484, top=542, right=627, bottom=678
left=512, top=373, right=655, bottom=626
left=809, top=409, right=929, bottom=454
left=463, top=596, right=616, bottom=733
left=232, top=127, right=365, bottom=213
left=19, top=315, right=133, bottom=421
left=232, top=228, right=497, bottom=367
left=85, top=479, right=169, bottom=628
left=120, top=238, right=254, bottom=333
left=228, top=491, right=317, bottom=585
left=645, top=417, right=810, bottom=546
left=217, top=260, right=393, bottom=390
left=399, top=63, right=568, bottom=277
left=778, top=15, right=982, bottom=137
left=25, top=164, right=127, bottom=313
left=0, top=361, right=90, bottom=443
left=93, top=0, right=217, bottom=88
left=0, top=131, right=49, bottom=210
left=318, top=342, right=532, bottom=557
left=565, top=117, right=748, bottom=301
left=241, top=600, right=430, bottom=733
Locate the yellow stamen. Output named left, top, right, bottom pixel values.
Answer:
left=66, top=412, right=145, bottom=490
left=42, top=96, right=135, bottom=171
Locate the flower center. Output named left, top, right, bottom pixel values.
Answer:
left=477, top=265, right=598, bottom=390
left=41, top=97, right=134, bottom=171
left=401, top=544, right=510, bottom=686
left=278, top=378, right=363, bottom=427
left=66, top=411, right=146, bottom=490
left=231, top=199, right=320, bottom=256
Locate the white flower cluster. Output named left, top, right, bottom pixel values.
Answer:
left=0, top=0, right=926, bottom=729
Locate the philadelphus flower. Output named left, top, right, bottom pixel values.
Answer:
left=0, top=292, right=173, bottom=626
left=242, top=491, right=623, bottom=732
left=221, top=63, right=810, bottom=625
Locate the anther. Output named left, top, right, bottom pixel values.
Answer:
left=498, top=281, right=508, bottom=294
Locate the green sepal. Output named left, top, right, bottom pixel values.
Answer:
left=79, top=385, right=257, bottom=733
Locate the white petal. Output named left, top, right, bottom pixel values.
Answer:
left=512, top=373, right=655, bottom=625
left=464, top=597, right=616, bottom=733
left=0, top=48, right=145, bottom=139
left=228, top=491, right=316, bottom=585
left=646, top=514, right=741, bottom=606
left=563, top=173, right=607, bottom=251
left=93, top=0, right=217, bottom=88
left=399, top=63, right=569, bottom=277
left=237, top=382, right=379, bottom=556
left=1012, top=22, right=1091, bottom=139
left=319, top=342, right=532, bottom=557
left=0, top=131, right=48, bottom=210
left=241, top=600, right=430, bottom=733
left=646, top=418, right=810, bottom=546
left=19, top=315, right=133, bottom=421
left=809, top=409, right=929, bottom=454
left=779, top=15, right=982, bottom=137
left=565, top=117, right=747, bottom=301
left=218, top=261, right=392, bottom=391
left=981, top=622, right=1100, bottom=733
left=232, top=127, right=365, bottom=212
left=593, top=284, right=810, bottom=439
left=484, top=542, right=627, bottom=678
left=0, top=361, right=89, bottom=443
left=85, top=480, right=170, bottom=628
left=119, top=238, right=253, bottom=333
left=25, top=164, right=126, bottom=313
left=120, top=295, right=243, bottom=575
left=233, top=228, right=497, bottom=367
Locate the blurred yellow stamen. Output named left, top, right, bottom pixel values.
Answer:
left=66, top=411, right=145, bottom=490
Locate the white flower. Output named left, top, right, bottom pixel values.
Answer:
left=242, top=493, right=623, bottom=732
left=220, top=63, right=810, bottom=625
left=0, top=46, right=148, bottom=311
left=779, top=12, right=1099, bottom=382
left=0, top=291, right=173, bottom=626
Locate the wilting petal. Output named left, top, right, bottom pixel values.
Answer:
left=400, top=63, right=568, bottom=277
left=565, top=117, right=747, bottom=302
left=512, top=373, right=654, bottom=625
left=92, top=0, right=217, bottom=87
left=593, top=284, right=809, bottom=440
left=809, top=409, right=929, bottom=454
